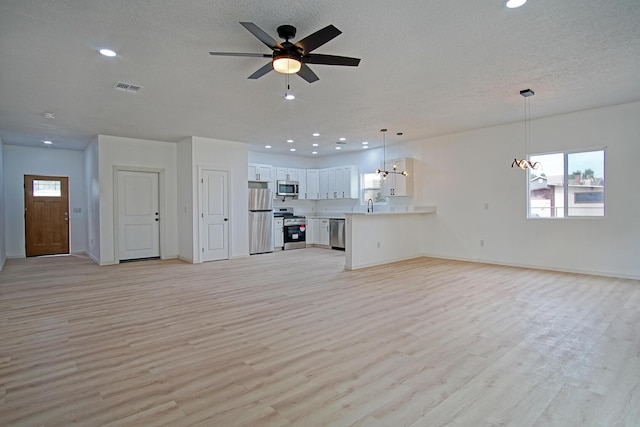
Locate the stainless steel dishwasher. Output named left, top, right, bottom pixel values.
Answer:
left=329, top=219, right=345, bottom=250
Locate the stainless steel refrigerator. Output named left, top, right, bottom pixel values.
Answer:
left=249, top=188, right=274, bottom=254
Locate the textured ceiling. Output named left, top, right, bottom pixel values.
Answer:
left=1, top=0, right=639, bottom=156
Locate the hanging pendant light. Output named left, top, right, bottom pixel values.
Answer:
left=512, top=89, right=541, bottom=170
left=375, top=129, right=408, bottom=179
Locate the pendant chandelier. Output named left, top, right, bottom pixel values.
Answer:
left=375, top=128, right=407, bottom=179
left=511, top=89, right=541, bottom=170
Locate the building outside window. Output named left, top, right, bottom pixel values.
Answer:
left=361, top=173, right=386, bottom=205
left=528, top=149, right=605, bottom=218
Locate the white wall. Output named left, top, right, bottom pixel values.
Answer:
left=176, top=138, right=194, bottom=261
left=191, top=136, right=249, bottom=259
left=3, top=145, right=87, bottom=258
left=418, top=101, right=640, bottom=279
left=84, top=138, right=100, bottom=263
left=97, top=135, right=178, bottom=264
left=0, top=137, right=5, bottom=270
left=248, top=151, right=316, bottom=169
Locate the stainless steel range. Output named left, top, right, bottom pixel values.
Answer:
left=274, top=208, right=306, bottom=250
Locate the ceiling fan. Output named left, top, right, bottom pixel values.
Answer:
left=209, top=22, right=361, bottom=83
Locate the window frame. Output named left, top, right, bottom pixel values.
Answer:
left=527, top=148, right=606, bottom=219
left=361, top=172, right=387, bottom=205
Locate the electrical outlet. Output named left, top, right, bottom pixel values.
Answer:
left=377, top=241, right=381, bottom=248
left=484, top=202, right=489, bottom=210
left=480, top=240, right=485, bottom=247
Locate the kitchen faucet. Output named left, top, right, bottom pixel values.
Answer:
left=367, top=198, right=373, bottom=213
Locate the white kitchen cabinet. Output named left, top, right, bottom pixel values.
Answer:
left=337, top=165, right=359, bottom=199
left=306, top=218, right=319, bottom=245
left=305, top=169, right=320, bottom=200
left=380, top=157, right=414, bottom=197
left=319, top=168, right=330, bottom=199
left=298, top=169, right=308, bottom=200
left=319, top=219, right=330, bottom=246
left=328, top=168, right=338, bottom=198
left=275, top=167, right=300, bottom=182
left=326, top=165, right=359, bottom=199
left=274, top=218, right=283, bottom=250
left=248, top=163, right=273, bottom=182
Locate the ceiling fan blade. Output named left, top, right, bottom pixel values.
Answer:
left=240, top=22, right=281, bottom=50
left=296, top=25, right=342, bottom=53
left=247, top=62, right=273, bottom=79
left=303, top=53, right=361, bottom=67
left=209, top=52, right=271, bottom=58
left=297, top=63, right=319, bottom=83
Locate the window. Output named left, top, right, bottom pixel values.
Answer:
left=528, top=149, right=605, bottom=218
left=361, top=173, right=386, bottom=205
left=33, top=180, right=62, bottom=197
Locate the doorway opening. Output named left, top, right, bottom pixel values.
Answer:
left=24, top=175, right=70, bottom=257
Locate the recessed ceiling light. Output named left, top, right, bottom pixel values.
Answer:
left=284, top=93, right=295, bottom=100
left=335, top=146, right=342, bottom=150
left=312, top=143, right=319, bottom=147
left=265, top=145, right=271, bottom=149
left=42, top=112, right=55, bottom=119
left=312, top=151, right=318, bottom=155
left=504, top=0, right=526, bottom=8
left=339, top=137, right=346, bottom=141
left=42, top=140, right=53, bottom=145
left=312, top=133, right=320, bottom=137
left=99, top=48, right=117, bottom=57
left=362, top=145, right=368, bottom=149
left=287, top=139, right=294, bottom=143
left=362, top=141, right=368, bottom=145
left=290, top=148, right=296, bottom=152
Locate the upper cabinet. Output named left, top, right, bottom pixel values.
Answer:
left=318, top=168, right=330, bottom=199
left=275, top=167, right=300, bottom=182
left=305, top=169, right=320, bottom=200
left=248, top=163, right=360, bottom=200
left=248, top=163, right=273, bottom=182
left=297, top=169, right=307, bottom=200
left=380, top=157, right=414, bottom=197
left=329, top=165, right=359, bottom=199
left=318, top=166, right=358, bottom=199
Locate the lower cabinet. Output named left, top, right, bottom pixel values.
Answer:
left=306, top=218, right=319, bottom=245
left=274, top=218, right=283, bottom=250
left=305, top=218, right=330, bottom=246
left=319, top=219, right=330, bottom=246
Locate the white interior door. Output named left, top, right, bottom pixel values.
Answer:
left=117, top=170, right=160, bottom=260
left=200, top=169, right=229, bottom=262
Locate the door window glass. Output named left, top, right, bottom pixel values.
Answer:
left=33, top=180, right=61, bottom=197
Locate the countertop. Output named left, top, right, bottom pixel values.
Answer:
left=345, top=206, right=436, bottom=216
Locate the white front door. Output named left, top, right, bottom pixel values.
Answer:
left=117, top=170, right=160, bottom=261
left=200, top=169, right=229, bottom=262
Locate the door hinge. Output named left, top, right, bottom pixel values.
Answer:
left=201, top=178, right=204, bottom=183
left=202, top=248, right=204, bottom=252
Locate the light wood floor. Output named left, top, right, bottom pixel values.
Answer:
left=1, top=250, right=639, bottom=427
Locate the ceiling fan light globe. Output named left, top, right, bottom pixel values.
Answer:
left=273, top=56, right=301, bottom=74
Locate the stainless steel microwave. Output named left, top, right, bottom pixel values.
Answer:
left=277, top=180, right=299, bottom=197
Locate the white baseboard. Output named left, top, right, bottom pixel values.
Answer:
left=421, top=252, right=640, bottom=281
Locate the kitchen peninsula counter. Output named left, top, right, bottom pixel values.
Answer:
left=344, top=206, right=436, bottom=270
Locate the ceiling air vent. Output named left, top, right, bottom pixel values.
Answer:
left=113, top=82, right=142, bottom=93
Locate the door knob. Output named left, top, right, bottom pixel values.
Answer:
left=155, top=218, right=159, bottom=221
left=224, top=218, right=228, bottom=221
